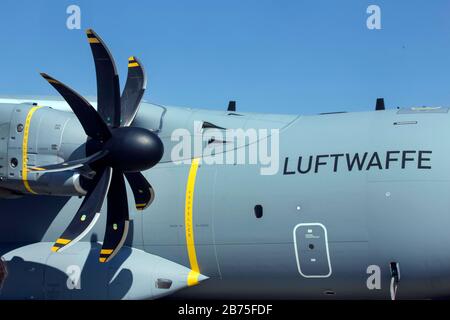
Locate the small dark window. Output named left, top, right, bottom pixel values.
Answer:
left=155, top=278, right=172, bottom=289
left=308, top=244, right=315, bottom=250
left=16, top=124, right=23, bottom=133
left=254, top=205, right=263, bottom=219
left=10, top=158, right=18, bottom=168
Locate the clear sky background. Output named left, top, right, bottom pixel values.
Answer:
left=1, top=0, right=450, bottom=115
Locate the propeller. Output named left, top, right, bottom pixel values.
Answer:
left=35, top=29, right=164, bottom=262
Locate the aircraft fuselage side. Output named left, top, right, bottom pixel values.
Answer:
left=0, top=100, right=449, bottom=299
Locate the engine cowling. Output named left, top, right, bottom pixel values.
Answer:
left=0, top=242, right=207, bottom=299
left=0, top=103, right=87, bottom=197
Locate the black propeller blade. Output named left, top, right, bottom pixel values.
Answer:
left=100, top=170, right=130, bottom=262
left=40, top=29, right=164, bottom=262
left=125, top=172, right=154, bottom=210
left=86, top=29, right=121, bottom=128
left=40, top=73, right=111, bottom=141
left=30, top=150, right=108, bottom=173
left=51, top=167, right=112, bottom=252
left=121, top=56, right=147, bottom=126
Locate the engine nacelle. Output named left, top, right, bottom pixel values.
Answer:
left=0, top=103, right=87, bottom=197
left=0, top=242, right=207, bottom=300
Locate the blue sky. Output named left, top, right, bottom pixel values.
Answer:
left=1, top=0, right=450, bottom=115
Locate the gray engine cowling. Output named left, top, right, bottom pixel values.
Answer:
left=0, top=103, right=87, bottom=197
left=0, top=242, right=207, bottom=300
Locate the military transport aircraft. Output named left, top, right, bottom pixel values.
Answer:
left=0, top=29, right=449, bottom=300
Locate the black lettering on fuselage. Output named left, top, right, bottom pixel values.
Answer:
left=298, top=156, right=313, bottom=174
left=418, top=151, right=432, bottom=169
left=386, top=151, right=400, bottom=169
left=315, top=155, right=329, bottom=173
left=401, top=150, right=416, bottom=169
left=366, top=152, right=382, bottom=170
left=283, top=157, right=295, bottom=175
left=346, top=153, right=368, bottom=171
left=330, top=154, right=344, bottom=172
left=282, top=150, right=432, bottom=175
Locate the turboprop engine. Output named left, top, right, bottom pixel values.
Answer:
left=0, top=102, right=88, bottom=197
left=0, top=29, right=165, bottom=263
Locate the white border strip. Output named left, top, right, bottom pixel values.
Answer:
left=293, top=223, right=332, bottom=278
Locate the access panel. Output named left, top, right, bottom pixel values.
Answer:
left=293, top=223, right=332, bottom=278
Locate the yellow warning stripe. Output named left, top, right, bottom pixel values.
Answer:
left=56, top=238, right=71, bottom=245
left=88, top=38, right=100, bottom=44
left=100, top=249, right=113, bottom=255
left=185, top=158, right=201, bottom=286
left=99, top=257, right=106, bottom=263
left=128, top=56, right=139, bottom=68
left=30, top=167, right=45, bottom=171
left=22, top=105, right=42, bottom=194
left=51, top=246, right=59, bottom=252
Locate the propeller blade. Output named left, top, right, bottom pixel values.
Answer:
left=99, top=171, right=130, bottom=263
left=51, top=167, right=113, bottom=253
left=120, top=56, right=147, bottom=127
left=125, top=172, right=154, bottom=210
left=86, top=29, right=121, bottom=128
left=29, top=150, right=108, bottom=173
left=40, top=73, right=111, bottom=141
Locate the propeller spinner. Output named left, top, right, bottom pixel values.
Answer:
left=33, top=29, right=164, bottom=262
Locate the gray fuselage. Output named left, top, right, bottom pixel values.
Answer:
left=0, top=98, right=449, bottom=299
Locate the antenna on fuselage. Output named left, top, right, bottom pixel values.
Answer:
left=227, top=100, right=236, bottom=112
left=375, top=98, right=385, bottom=111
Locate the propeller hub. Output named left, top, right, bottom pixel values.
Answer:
left=104, top=127, right=164, bottom=172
